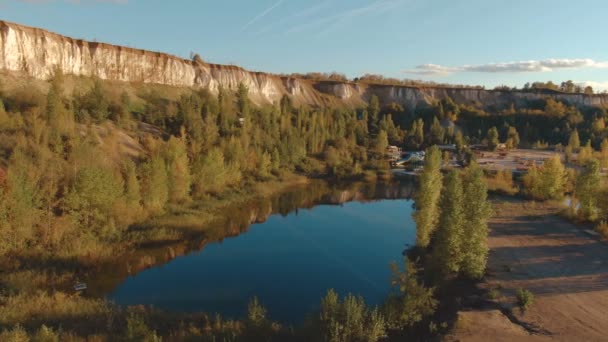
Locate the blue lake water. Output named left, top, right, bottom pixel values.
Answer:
left=107, top=183, right=416, bottom=323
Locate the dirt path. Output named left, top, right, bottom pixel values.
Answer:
left=447, top=199, right=608, bottom=342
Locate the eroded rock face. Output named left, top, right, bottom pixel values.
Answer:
left=2, top=20, right=608, bottom=109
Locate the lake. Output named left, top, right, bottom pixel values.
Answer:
left=106, top=181, right=417, bottom=324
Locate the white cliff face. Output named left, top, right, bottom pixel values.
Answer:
left=0, top=21, right=291, bottom=104
left=2, top=20, right=608, bottom=110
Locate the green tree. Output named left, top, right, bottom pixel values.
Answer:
left=407, top=119, right=424, bottom=149
left=577, top=140, right=593, bottom=165
left=461, top=163, right=492, bottom=279
left=237, top=83, right=251, bottom=119
left=164, top=135, right=192, bottom=203
left=86, top=79, right=109, bottom=121
left=64, top=166, right=123, bottom=236
left=141, top=156, right=169, bottom=213
left=432, top=170, right=465, bottom=277
left=368, top=95, right=380, bottom=135
left=568, top=129, right=580, bottom=151
left=3, top=148, right=42, bottom=250
left=257, top=150, right=272, bottom=180
left=414, top=145, right=443, bottom=248
left=375, top=129, right=389, bottom=155
left=429, top=117, right=445, bottom=145
left=486, top=126, right=499, bottom=151
left=575, top=159, right=601, bottom=221
left=600, top=138, right=608, bottom=168
left=192, top=148, right=242, bottom=196
left=506, top=126, right=520, bottom=150
left=523, top=155, right=567, bottom=200
left=123, top=159, right=141, bottom=208
left=0, top=98, right=8, bottom=127
left=318, top=289, right=386, bottom=342
left=383, top=258, right=437, bottom=330
left=454, top=130, right=465, bottom=152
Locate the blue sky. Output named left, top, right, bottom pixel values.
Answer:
left=1, top=0, right=608, bottom=90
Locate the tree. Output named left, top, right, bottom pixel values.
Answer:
left=141, top=156, right=169, bottom=213
left=0, top=98, right=8, bottom=127
left=486, top=127, right=499, bottom=151
left=383, top=258, right=437, bottom=330
left=460, top=163, right=492, bottom=279
left=375, top=129, right=389, bottom=155
left=318, top=289, right=386, bottom=342
left=522, top=155, right=567, bottom=200
left=600, top=138, right=608, bottom=168
left=192, top=148, right=242, bottom=196
left=237, top=82, right=251, bottom=119
left=432, top=170, right=465, bottom=277
left=575, top=159, right=601, bottom=221
left=257, top=151, right=272, bottom=180
left=368, top=95, right=380, bottom=134
left=454, top=130, right=465, bottom=152
left=577, top=140, right=593, bottom=165
left=407, top=118, right=424, bottom=149
left=86, top=79, right=109, bottom=121
left=122, top=159, right=141, bottom=208
left=429, top=117, right=444, bottom=145
left=413, top=146, right=443, bottom=248
left=164, top=135, right=191, bottom=203
left=64, top=166, right=123, bottom=236
left=568, top=129, right=580, bottom=151
left=505, top=126, right=520, bottom=150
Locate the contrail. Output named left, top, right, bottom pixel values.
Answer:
left=242, top=0, right=285, bottom=30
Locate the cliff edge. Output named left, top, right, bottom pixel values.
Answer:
left=2, top=20, right=607, bottom=110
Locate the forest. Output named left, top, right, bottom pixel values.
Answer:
left=0, top=69, right=607, bottom=341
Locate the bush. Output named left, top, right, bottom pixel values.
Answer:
left=516, top=288, right=534, bottom=312
left=487, top=288, right=501, bottom=300
left=485, top=170, right=517, bottom=195
left=595, top=221, right=608, bottom=239
left=522, top=155, right=566, bottom=200
left=317, top=289, right=386, bottom=342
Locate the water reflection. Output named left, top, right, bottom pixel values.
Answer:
left=91, top=180, right=416, bottom=322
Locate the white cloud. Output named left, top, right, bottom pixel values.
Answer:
left=404, top=58, right=608, bottom=76
left=285, top=0, right=407, bottom=35
left=575, top=81, right=608, bottom=92
left=14, top=0, right=127, bottom=4
left=242, top=0, right=284, bottom=31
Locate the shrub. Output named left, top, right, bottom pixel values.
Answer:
left=595, top=221, right=608, bottom=240
left=487, top=288, right=501, bottom=300
left=0, top=325, right=29, bottom=342
left=485, top=170, right=517, bottom=195
left=516, top=288, right=534, bottom=312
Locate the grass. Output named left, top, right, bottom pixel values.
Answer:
left=484, top=171, right=518, bottom=196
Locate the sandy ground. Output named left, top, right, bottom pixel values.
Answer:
left=447, top=199, right=608, bottom=342
left=475, top=149, right=563, bottom=172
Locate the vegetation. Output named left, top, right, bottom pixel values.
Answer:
left=516, top=288, right=534, bottom=313
left=522, top=155, right=567, bottom=200
left=413, top=146, right=443, bottom=247
left=2, top=66, right=608, bottom=340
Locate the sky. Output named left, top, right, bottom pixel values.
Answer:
left=1, top=0, right=608, bottom=90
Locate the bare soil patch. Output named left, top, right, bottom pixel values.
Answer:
left=447, top=198, right=608, bottom=341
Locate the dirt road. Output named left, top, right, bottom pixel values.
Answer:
left=448, top=199, right=608, bottom=342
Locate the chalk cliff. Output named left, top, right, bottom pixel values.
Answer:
left=2, top=20, right=607, bottom=110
